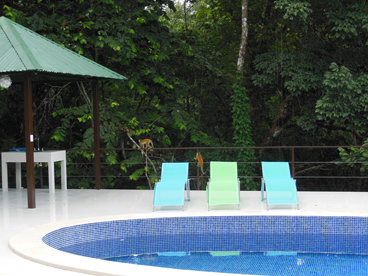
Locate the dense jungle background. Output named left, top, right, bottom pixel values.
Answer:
left=1, top=0, right=368, bottom=191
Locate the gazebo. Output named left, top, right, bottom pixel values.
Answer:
left=0, top=16, right=127, bottom=208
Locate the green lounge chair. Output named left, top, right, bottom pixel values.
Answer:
left=206, top=161, right=240, bottom=210
left=261, top=161, right=299, bottom=210
left=153, top=162, right=190, bottom=211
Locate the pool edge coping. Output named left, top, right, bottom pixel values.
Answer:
left=9, top=213, right=251, bottom=276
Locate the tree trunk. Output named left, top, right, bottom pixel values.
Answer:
left=237, top=0, right=248, bottom=71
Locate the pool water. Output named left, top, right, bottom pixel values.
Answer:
left=107, top=251, right=368, bottom=276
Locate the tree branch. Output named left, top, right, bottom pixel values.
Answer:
left=123, top=129, right=157, bottom=189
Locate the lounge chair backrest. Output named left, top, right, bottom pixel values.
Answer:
left=161, top=162, right=189, bottom=182
left=207, top=161, right=239, bottom=209
left=153, top=162, right=190, bottom=211
left=260, top=161, right=299, bottom=210
left=210, top=162, right=238, bottom=183
left=261, top=162, right=292, bottom=179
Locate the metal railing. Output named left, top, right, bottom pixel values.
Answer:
left=73, top=145, right=368, bottom=191
left=3, top=145, right=368, bottom=191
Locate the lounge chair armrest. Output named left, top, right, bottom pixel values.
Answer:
left=154, top=179, right=161, bottom=187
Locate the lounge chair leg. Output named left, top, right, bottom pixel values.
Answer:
left=186, top=180, right=190, bottom=201
left=261, top=179, right=266, bottom=201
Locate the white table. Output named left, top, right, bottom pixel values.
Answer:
left=1, top=150, right=67, bottom=193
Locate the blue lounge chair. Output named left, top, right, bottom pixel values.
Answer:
left=261, top=162, right=299, bottom=210
left=153, top=162, right=190, bottom=211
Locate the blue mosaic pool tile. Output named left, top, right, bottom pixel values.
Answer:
left=108, top=252, right=368, bottom=276
left=42, top=216, right=368, bottom=260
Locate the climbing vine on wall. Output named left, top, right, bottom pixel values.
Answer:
left=231, top=72, right=256, bottom=190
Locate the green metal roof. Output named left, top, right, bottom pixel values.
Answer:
left=0, top=16, right=127, bottom=83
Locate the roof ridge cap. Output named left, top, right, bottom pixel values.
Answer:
left=0, top=17, right=41, bottom=70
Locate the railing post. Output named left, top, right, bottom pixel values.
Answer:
left=291, top=147, right=295, bottom=178
left=196, top=148, right=200, bottom=190
left=197, top=165, right=200, bottom=190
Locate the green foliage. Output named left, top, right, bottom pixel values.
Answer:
left=0, top=84, right=26, bottom=151
left=251, top=1, right=368, bottom=143
left=3, top=0, right=368, bottom=191
left=338, top=142, right=368, bottom=173
left=1, top=0, right=221, bottom=188
left=275, top=0, right=312, bottom=28
left=253, top=50, right=326, bottom=96
left=338, top=141, right=368, bottom=191
left=316, top=63, right=368, bottom=135
left=325, top=2, right=368, bottom=42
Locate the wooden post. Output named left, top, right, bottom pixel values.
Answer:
left=93, top=80, right=102, bottom=189
left=24, top=73, right=36, bottom=208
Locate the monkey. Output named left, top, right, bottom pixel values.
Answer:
left=138, top=139, right=154, bottom=149
left=194, top=151, right=204, bottom=174
left=60, top=20, right=66, bottom=30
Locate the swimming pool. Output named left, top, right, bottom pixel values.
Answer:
left=37, top=215, right=368, bottom=275
left=9, top=212, right=368, bottom=276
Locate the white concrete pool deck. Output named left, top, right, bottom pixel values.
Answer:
left=1, top=189, right=368, bottom=276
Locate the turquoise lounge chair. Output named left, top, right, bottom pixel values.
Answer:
left=207, top=162, right=240, bottom=211
left=261, top=161, right=299, bottom=210
left=153, top=162, right=190, bottom=211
